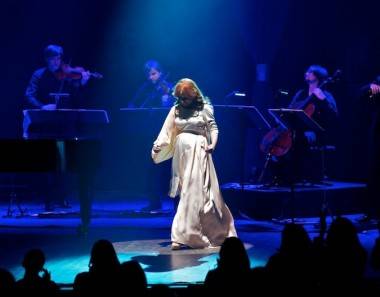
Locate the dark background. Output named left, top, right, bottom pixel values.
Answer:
left=0, top=0, right=379, bottom=197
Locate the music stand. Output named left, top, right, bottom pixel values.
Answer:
left=214, top=105, right=271, bottom=189
left=267, top=108, right=325, bottom=223
left=268, top=108, right=325, bottom=133
left=23, top=109, right=110, bottom=140
left=21, top=109, right=109, bottom=230
left=214, top=105, right=271, bottom=130
left=49, top=93, right=70, bottom=109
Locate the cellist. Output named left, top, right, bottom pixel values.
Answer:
left=289, top=65, right=338, bottom=134
left=277, top=65, right=338, bottom=183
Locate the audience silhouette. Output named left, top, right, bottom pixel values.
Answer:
left=204, top=237, right=250, bottom=294
left=15, top=248, right=58, bottom=296
left=1, top=217, right=379, bottom=295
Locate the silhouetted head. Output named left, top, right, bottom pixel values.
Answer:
left=22, top=249, right=45, bottom=273
left=120, top=260, right=147, bottom=291
left=279, top=223, right=312, bottom=254
left=326, top=217, right=361, bottom=250
left=0, top=268, right=15, bottom=290
left=218, top=237, right=250, bottom=271
left=89, top=239, right=120, bottom=272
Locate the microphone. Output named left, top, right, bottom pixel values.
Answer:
left=224, top=90, right=246, bottom=98
left=233, top=91, right=246, bottom=97
left=277, top=89, right=289, bottom=96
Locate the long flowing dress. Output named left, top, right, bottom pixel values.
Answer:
left=152, top=103, right=237, bottom=248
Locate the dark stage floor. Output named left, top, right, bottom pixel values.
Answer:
left=222, top=180, right=367, bottom=219
left=0, top=182, right=378, bottom=287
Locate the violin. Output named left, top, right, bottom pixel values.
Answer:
left=154, top=73, right=171, bottom=95
left=157, top=79, right=171, bottom=95
left=259, top=69, right=341, bottom=157
left=54, top=63, right=103, bottom=81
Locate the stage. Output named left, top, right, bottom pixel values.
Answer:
left=0, top=182, right=378, bottom=288
left=221, top=180, right=367, bottom=220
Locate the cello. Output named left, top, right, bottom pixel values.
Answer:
left=259, top=69, right=341, bottom=157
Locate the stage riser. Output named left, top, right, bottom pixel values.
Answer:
left=222, top=187, right=367, bottom=219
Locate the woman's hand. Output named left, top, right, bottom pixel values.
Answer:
left=152, top=144, right=161, bottom=153
left=152, top=142, right=169, bottom=153
left=205, top=144, right=215, bottom=153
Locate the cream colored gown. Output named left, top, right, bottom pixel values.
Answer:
left=152, top=104, right=237, bottom=248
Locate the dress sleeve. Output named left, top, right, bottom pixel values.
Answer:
left=151, top=106, right=178, bottom=164
left=203, top=104, right=218, bottom=133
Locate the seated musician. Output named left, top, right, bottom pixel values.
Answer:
left=128, top=60, right=175, bottom=211
left=358, top=77, right=380, bottom=223
left=289, top=65, right=338, bottom=131
left=128, top=60, right=175, bottom=108
left=24, top=45, right=92, bottom=212
left=277, top=65, right=338, bottom=183
left=25, top=44, right=91, bottom=110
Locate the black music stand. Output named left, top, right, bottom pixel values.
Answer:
left=49, top=93, right=70, bottom=109
left=268, top=108, right=325, bottom=134
left=214, top=105, right=271, bottom=189
left=1, top=174, right=28, bottom=218
left=23, top=109, right=110, bottom=139
left=214, top=105, right=271, bottom=130
left=267, top=108, right=325, bottom=223
left=22, top=109, right=109, bottom=233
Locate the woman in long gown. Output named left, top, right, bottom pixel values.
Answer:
left=151, top=78, right=237, bottom=250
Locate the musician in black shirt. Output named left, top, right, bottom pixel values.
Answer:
left=24, top=45, right=91, bottom=214
left=25, top=44, right=90, bottom=109
left=129, top=60, right=175, bottom=108
left=273, top=65, right=338, bottom=184
left=289, top=65, right=338, bottom=136
left=359, top=78, right=380, bottom=222
left=292, top=66, right=338, bottom=182
left=129, top=60, right=175, bottom=211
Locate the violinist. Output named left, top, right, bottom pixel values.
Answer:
left=129, top=60, right=175, bottom=108
left=128, top=60, right=175, bottom=212
left=24, top=44, right=93, bottom=213
left=25, top=44, right=91, bottom=110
